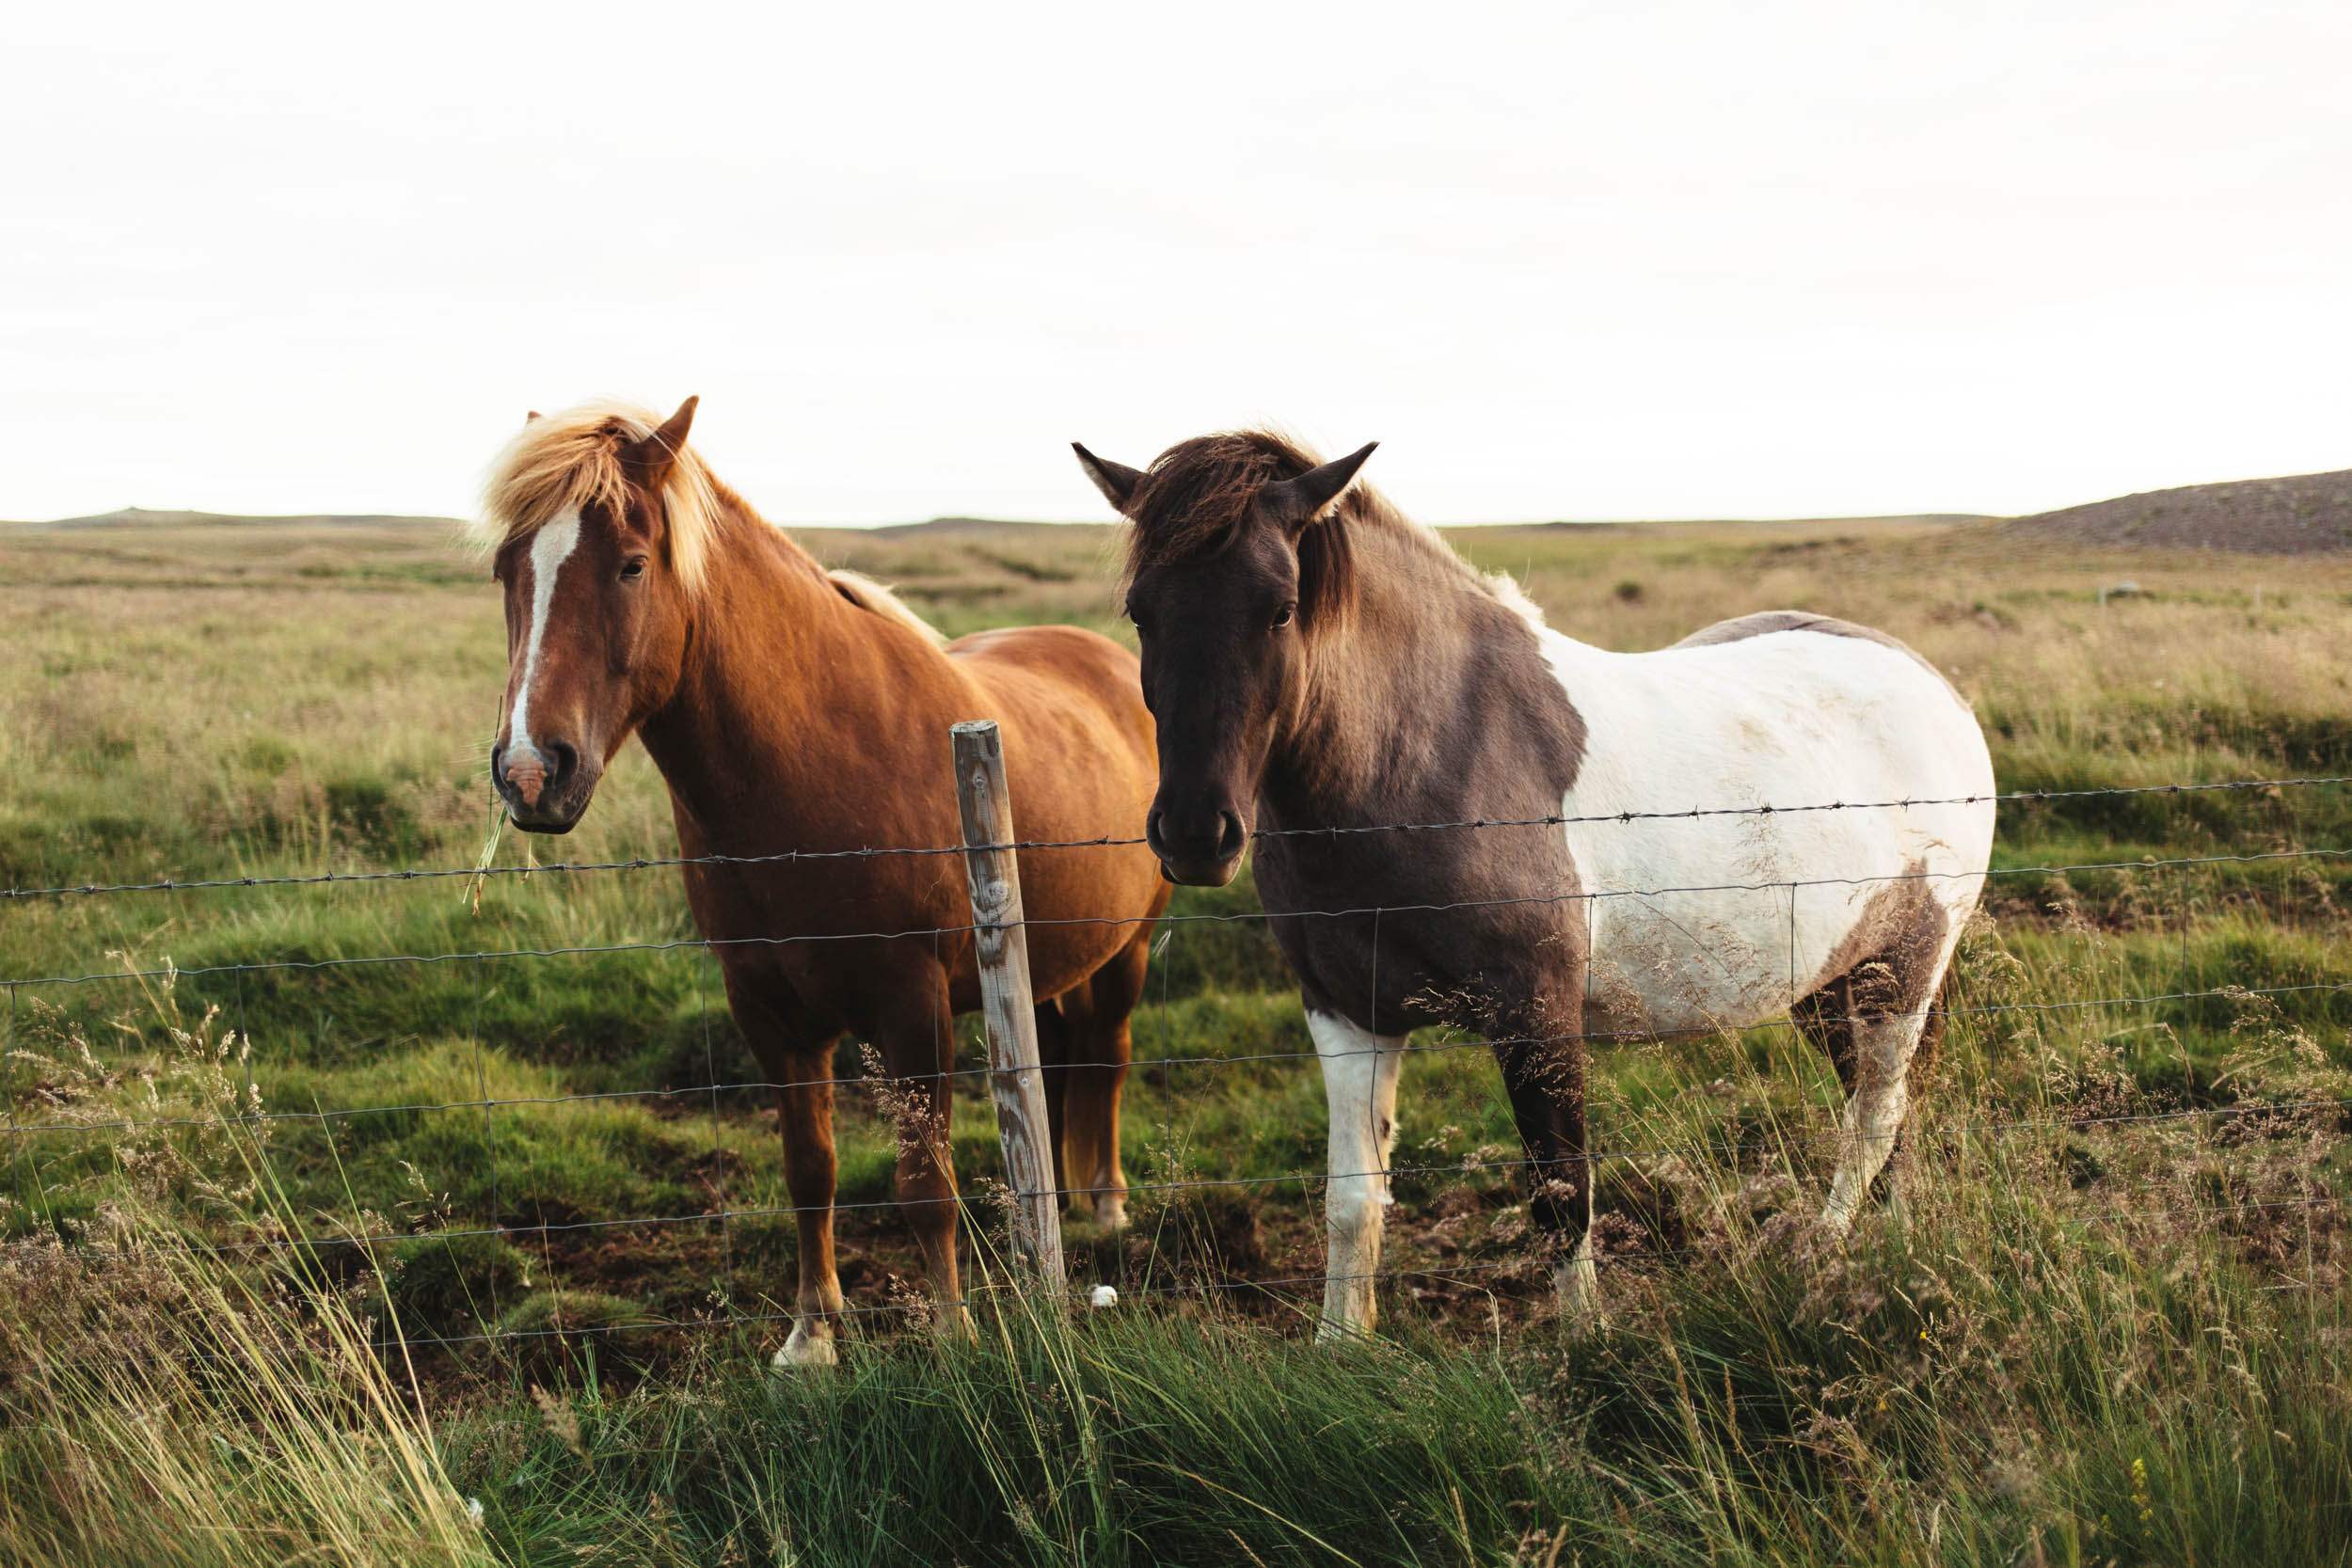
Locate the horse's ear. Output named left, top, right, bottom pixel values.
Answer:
left=525, top=410, right=542, bottom=422
left=628, top=396, right=700, bottom=489
left=1073, top=443, right=1148, bottom=514
left=1260, top=442, right=1378, bottom=533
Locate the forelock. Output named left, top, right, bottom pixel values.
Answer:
left=471, top=398, right=725, bottom=597
left=1121, top=430, right=1320, bottom=577
left=1120, top=429, right=1362, bottom=628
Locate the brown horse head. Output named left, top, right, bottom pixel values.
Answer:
left=1075, top=431, right=1376, bottom=884
left=475, top=397, right=713, bottom=832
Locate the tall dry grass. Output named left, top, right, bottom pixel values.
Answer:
left=0, top=969, right=487, bottom=1568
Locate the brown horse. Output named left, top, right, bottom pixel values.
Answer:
left=474, top=397, right=1168, bottom=1367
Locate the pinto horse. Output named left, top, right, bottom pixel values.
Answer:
left=475, top=398, right=1168, bottom=1367
left=1073, top=430, right=1994, bottom=1339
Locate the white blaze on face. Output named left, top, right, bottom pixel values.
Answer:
left=507, top=509, right=582, bottom=764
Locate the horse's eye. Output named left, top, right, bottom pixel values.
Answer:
left=620, top=557, right=647, bottom=581
left=1270, top=603, right=1296, bottom=629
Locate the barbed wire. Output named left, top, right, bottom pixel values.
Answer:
left=8, top=996, right=2348, bottom=1142
left=3, top=772, right=2343, bottom=903
left=9, top=1095, right=2343, bottom=1266
left=6, top=842, right=2348, bottom=994
left=4, top=781, right=2344, bottom=1379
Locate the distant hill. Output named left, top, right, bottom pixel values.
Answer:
left=6, top=506, right=463, bottom=531
left=25, top=483, right=2351, bottom=558
left=2002, top=469, right=2352, bottom=555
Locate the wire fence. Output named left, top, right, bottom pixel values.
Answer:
left=2, top=769, right=2346, bottom=1365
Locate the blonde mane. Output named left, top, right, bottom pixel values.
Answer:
left=830, top=568, right=949, bottom=647
left=473, top=398, right=733, bottom=599
left=472, top=400, right=945, bottom=644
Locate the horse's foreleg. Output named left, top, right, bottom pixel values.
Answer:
left=1491, top=1001, right=1595, bottom=1328
left=1309, top=1008, right=1405, bottom=1341
left=873, top=967, right=967, bottom=1337
left=773, top=1040, right=849, bottom=1369
left=720, top=973, right=846, bottom=1373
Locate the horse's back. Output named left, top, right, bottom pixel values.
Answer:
left=1545, top=612, right=1994, bottom=1034
left=945, top=626, right=1155, bottom=785
left=948, top=625, right=1148, bottom=731
left=939, top=624, right=1166, bottom=997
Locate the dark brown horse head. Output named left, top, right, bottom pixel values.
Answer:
left=1076, top=431, right=1376, bottom=885
left=478, top=397, right=710, bottom=832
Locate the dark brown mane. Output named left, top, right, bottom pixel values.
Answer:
left=1122, top=429, right=1383, bottom=626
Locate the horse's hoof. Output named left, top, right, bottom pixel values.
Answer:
left=772, top=1324, right=837, bottom=1370
left=1093, top=1195, right=1129, bottom=1231
left=1553, top=1255, right=1602, bottom=1334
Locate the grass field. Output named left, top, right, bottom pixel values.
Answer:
left=1, top=510, right=2347, bottom=1565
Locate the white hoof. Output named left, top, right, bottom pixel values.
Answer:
left=1092, top=1194, right=1129, bottom=1231
left=772, top=1323, right=837, bottom=1370
left=1554, top=1251, right=1600, bottom=1331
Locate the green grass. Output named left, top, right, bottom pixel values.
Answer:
left=2, top=514, right=2347, bottom=1563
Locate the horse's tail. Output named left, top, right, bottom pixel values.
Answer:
left=829, top=569, right=947, bottom=648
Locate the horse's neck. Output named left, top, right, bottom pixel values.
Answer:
left=636, top=524, right=882, bottom=845
left=1265, top=524, right=1511, bottom=830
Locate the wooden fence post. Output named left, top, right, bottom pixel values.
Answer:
left=949, top=721, right=1066, bottom=1291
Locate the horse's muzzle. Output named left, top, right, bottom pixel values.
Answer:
left=1147, top=801, right=1248, bottom=887
left=493, top=740, right=594, bottom=833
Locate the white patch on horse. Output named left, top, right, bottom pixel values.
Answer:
left=1518, top=619, right=1993, bottom=1239
left=508, top=510, right=581, bottom=764
left=1554, top=1228, right=1598, bottom=1328
left=1534, top=625, right=1993, bottom=1040
left=772, top=1323, right=837, bottom=1370
left=1308, top=1009, right=1403, bottom=1342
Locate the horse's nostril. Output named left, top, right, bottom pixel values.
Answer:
left=502, top=751, right=548, bottom=808
left=544, top=740, right=577, bottom=784
left=1217, top=811, right=1246, bottom=859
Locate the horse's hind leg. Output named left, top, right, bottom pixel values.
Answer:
left=1034, top=994, right=1074, bottom=1201
left=1803, top=930, right=1953, bottom=1236
left=1059, top=925, right=1151, bottom=1229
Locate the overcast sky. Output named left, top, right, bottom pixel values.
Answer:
left=6, top=2, right=2347, bottom=525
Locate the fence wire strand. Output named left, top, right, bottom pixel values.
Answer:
left=8, top=771, right=2345, bottom=903
left=2, top=773, right=2344, bottom=1364
left=7, top=840, right=2349, bottom=994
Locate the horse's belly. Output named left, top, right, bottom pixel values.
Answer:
left=1581, top=880, right=1799, bottom=1039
